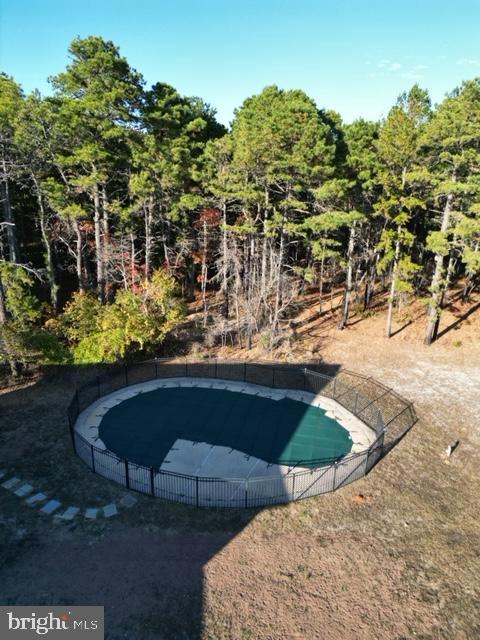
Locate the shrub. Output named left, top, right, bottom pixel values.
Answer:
left=0, top=263, right=67, bottom=370
left=58, top=270, right=185, bottom=364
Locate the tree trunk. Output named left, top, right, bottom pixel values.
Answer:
left=159, top=212, right=171, bottom=274
left=260, top=221, right=268, bottom=315
left=144, top=197, right=154, bottom=280
left=338, top=222, right=356, bottom=329
left=386, top=232, right=401, bottom=338
left=0, top=277, right=6, bottom=325
left=130, top=232, right=136, bottom=289
left=364, top=251, right=379, bottom=311
left=201, top=220, right=208, bottom=328
left=462, top=241, right=479, bottom=301
left=93, top=181, right=104, bottom=301
left=101, top=184, right=110, bottom=299
left=233, top=236, right=241, bottom=344
left=319, top=254, right=325, bottom=315
left=72, top=219, right=84, bottom=292
left=34, top=182, right=57, bottom=312
left=424, top=191, right=454, bottom=345
left=1, top=156, right=18, bottom=263
left=272, top=220, right=285, bottom=339
left=330, top=262, right=336, bottom=315
left=221, top=201, right=229, bottom=318
left=185, top=258, right=195, bottom=301
left=120, top=235, right=128, bottom=289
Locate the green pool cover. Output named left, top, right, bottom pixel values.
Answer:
left=99, top=387, right=353, bottom=469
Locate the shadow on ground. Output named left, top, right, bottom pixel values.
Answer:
left=0, top=501, right=258, bottom=639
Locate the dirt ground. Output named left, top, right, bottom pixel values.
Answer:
left=1, top=293, right=479, bottom=639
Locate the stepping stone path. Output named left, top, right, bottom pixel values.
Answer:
left=103, top=503, right=118, bottom=518
left=2, top=477, right=21, bottom=490
left=40, top=499, right=62, bottom=515
left=1, top=471, right=137, bottom=522
left=120, top=494, right=137, bottom=508
left=14, top=483, right=34, bottom=497
left=59, top=506, right=80, bottom=521
left=25, top=492, right=47, bottom=506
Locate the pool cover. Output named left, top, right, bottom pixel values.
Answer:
left=99, top=387, right=353, bottom=469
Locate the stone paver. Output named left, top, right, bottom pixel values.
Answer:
left=1, top=477, right=21, bottom=490
left=103, top=503, right=118, bottom=518
left=85, top=508, right=98, bottom=519
left=14, top=483, right=34, bottom=497
left=40, top=499, right=61, bottom=515
left=59, top=506, right=80, bottom=521
left=119, top=494, right=137, bottom=508
left=25, top=492, right=47, bottom=506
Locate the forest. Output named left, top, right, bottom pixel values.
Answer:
left=1, top=36, right=479, bottom=374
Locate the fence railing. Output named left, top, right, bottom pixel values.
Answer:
left=67, top=359, right=417, bottom=508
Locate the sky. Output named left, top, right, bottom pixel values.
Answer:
left=1, top=0, right=480, bottom=127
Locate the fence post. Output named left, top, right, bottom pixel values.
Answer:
left=72, top=432, right=77, bottom=455
left=366, top=446, right=372, bottom=472
left=125, top=460, right=130, bottom=489
left=150, top=467, right=155, bottom=496
left=68, top=414, right=77, bottom=454
left=354, top=390, right=359, bottom=415
left=195, top=476, right=199, bottom=507
left=376, top=408, right=384, bottom=435
left=91, top=446, right=95, bottom=472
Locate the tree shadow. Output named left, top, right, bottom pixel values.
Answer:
left=0, top=501, right=260, bottom=639
left=436, top=300, right=480, bottom=340
left=389, top=320, right=414, bottom=338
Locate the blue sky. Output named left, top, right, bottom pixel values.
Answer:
left=1, top=0, right=480, bottom=126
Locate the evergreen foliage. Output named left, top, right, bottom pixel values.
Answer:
left=1, top=36, right=479, bottom=372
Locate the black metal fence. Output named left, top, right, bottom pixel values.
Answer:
left=67, top=360, right=417, bottom=508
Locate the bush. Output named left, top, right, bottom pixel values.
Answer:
left=58, top=270, right=185, bottom=364
left=0, top=263, right=67, bottom=370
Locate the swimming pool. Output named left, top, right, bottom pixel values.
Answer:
left=70, top=361, right=401, bottom=507
left=98, top=385, right=353, bottom=470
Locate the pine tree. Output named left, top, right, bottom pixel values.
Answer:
left=421, top=79, right=480, bottom=344
left=50, top=36, right=144, bottom=301
left=0, top=74, right=23, bottom=263
left=375, top=85, right=430, bottom=338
